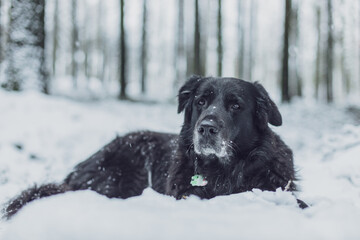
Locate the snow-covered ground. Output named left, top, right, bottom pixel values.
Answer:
left=1, top=90, right=360, bottom=239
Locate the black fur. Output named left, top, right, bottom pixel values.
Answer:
left=3, top=76, right=306, bottom=219
left=3, top=184, right=69, bottom=218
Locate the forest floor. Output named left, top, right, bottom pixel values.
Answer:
left=0, top=90, right=360, bottom=239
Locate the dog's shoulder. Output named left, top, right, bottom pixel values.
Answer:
left=243, top=129, right=296, bottom=191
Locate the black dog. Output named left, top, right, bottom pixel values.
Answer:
left=4, top=76, right=307, bottom=218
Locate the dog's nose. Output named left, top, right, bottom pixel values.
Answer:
left=198, top=120, right=219, bottom=136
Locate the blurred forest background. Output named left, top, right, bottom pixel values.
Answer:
left=0, top=0, right=359, bottom=103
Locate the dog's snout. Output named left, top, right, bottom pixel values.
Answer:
left=198, top=120, right=219, bottom=136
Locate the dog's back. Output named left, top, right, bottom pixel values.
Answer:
left=65, top=131, right=178, bottom=197
left=4, top=131, right=178, bottom=219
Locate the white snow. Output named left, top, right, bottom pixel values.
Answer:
left=1, top=90, right=360, bottom=239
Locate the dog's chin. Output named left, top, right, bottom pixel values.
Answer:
left=194, top=145, right=227, bottom=158
left=193, top=141, right=231, bottom=165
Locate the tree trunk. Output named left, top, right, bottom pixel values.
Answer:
left=0, top=0, right=3, bottom=65
left=96, top=0, right=105, bottom=82
left=71, top=0, right=79, bottom=89
left=237, top=0, right=245, bottom=78
left=290, top=0, right=302, bottom=97
left=194, top=0, right=202, bottom=75
left=217, top=0, right=223, bottom=77
left=38, top=0, right=48, bottom=94
left=4, top=0, right=48, bottom=93
left=52, top=0, right=59, bottom=76
left=248, top=0, right=257, bottom=81
left=140, top=0, right=147, bottom=94
left=340, top=1, right=350, bottom=95
left=314, top=5, right=321, bottom=99
left=119, top=0, right=127, bottom=100
left=326, top=0, right=334, bottom=103
left=174, top=0, right=186, bottom=92
left=84, top=1, right=90, bottom=81
left=281, top=0, right=292, bottom=102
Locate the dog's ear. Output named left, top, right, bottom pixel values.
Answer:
left=253, top=82, right=282, bottom=129
left=178, top=75, right=203, bottom=113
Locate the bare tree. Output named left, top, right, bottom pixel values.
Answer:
left=38, top=0, right=48, bottom=94
left=325, top=0, right=334, bottom=103
left=290, top=0, right=302, bottom=97
left=83, top=0, right=91, bottom=80
left=4, top=0, right=48, bottom=93
left=190, top=0, right=206, bottom=75
left=314, top=5, right=321, bottom=99
left=95, top=0, right=107, bottom=82
left=186, top=0, right=204, bottom=77
left=52, top=0, right=59, bottom=76
left=248, top=0, right=257, bottom=81
left=281, top=0, right=292, bottom=102
left=217, top=0, right=223, bottom=77
left=140, top=0, right=147, bottom=94
left=0, top=0, right=3, bottom=65
left=194, top=0, right=202, bottom=75
left=236, top=0, right=245, bottom=78
left=174, top=0, right=186, bottom=92
left=71, top=0, right=79, bottom=88
left=119, top=0, right=127, bottom=100
left=340, top=0, right=350, bottom=94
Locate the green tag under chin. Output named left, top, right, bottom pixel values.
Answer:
left=190, top=175, right=208, bottom=186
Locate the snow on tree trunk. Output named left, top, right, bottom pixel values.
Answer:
left=4, top=0, right=48, bottom=93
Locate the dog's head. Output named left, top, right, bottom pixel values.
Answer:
left=178, top=76, right=282, bottom=165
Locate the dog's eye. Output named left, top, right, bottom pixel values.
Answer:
left=231, top=104, right=241, bottom=110
left=197, top=98, right=206, bottom=106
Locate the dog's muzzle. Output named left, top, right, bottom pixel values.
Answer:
left=193, top=118, right=228, bottom=159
